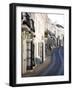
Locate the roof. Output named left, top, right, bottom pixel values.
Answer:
left=56, top=24, right=64, bottom=28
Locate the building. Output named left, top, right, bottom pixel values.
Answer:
left=33, top=13, right=48, bottom=64
left=47, top=18, right=64, bottom=48
left=21, top=12, right=48, bottom=76
left=21, top=12, right=35, bottom=75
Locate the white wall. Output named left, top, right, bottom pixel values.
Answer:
left=0, top=0, right=72, bottom=90
left=33, top=13, right=47, bottom=60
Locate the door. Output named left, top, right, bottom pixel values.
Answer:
left=27, top=41, right=33, bottom=70
left=38, top=42, right=43, bottom=64
left=21, top=31, right=27, bottom=75
left=21, top=31, right=34, bottom=75
left=22, top=39, right=27, bottom=74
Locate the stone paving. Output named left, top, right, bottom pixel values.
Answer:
left=22, top=55, right=51, bottom=77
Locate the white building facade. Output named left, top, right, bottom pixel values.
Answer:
left=21, top=12, right=48, bottom=75
left=48, top=18, right=64, bottom=47
left=33, top=13, right=48, bottom=64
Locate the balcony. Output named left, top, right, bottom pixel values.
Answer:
left=21, top=12, right=35, bottom=32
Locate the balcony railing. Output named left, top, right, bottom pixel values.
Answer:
left=30, top=19, right=35, bottom=32
left=21, top=12, right=35, bottom=32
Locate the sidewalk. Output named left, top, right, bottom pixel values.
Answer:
left=22, top=56, right=51, bottom=77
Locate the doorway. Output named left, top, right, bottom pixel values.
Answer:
left=21, top=31, right=34, bottom=75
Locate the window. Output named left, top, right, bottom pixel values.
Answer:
left=38, top=43, right=43, bottom=63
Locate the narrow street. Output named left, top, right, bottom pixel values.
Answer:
left=40, top=47, right=64, bottom=76
left=22, top=47, right=64, bottom=77
left=21, top=12, right=64, bottom=77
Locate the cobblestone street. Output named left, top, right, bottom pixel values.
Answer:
left=22, top=47, right=64, bottom=77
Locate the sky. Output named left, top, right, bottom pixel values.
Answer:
left=48, top=14, right=64, bottom=26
